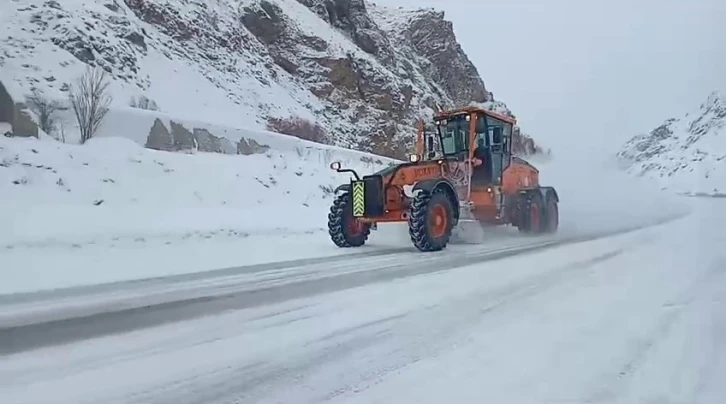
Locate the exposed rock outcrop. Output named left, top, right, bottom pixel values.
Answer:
left=145, top=118, right=174, bottom=151
left=237, top=137, right=270, bottom=155
left=0, top=82, right=14, bottom=128
left=0, top=81, right=39, bottom=138
left=13, top=107, right=39, bottom=138
left=2, top=0, right=545, bottom=158
left=144, top=119, right=268, bottom=155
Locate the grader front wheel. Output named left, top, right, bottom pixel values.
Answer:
left=408, top=190, right=455, bottom=252
left=328, top=191, right=371, bottom=247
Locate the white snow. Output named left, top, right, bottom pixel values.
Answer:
left=0, top=0, right=720, bottom=401
left=0, top=123, right=397, bottom=248
left=0, top=238, right=564, bottom=328
left=0, top=102, right=690, bottom=294
left=0, top=0, right=319, bottom=132
left=0, top=122, right=12, bottom=135
left=0, top=107, right=412, bottom=293
left=1, top=198, right=724, bottom=403
left=0, top=0, right=464, bottom=148
left=0, top=0, right=688, bottom=296
left=618, top=91, right=726, bottom=194
left=537, top=150, right=688, bottom=236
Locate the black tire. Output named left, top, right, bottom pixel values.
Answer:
left=408, top=189, right=455, bottom=252
left=544, top=191, right=559, bottom=234
left=517, top=191, right=546, bottom=234
left=328, top=191, right=371, bottom=247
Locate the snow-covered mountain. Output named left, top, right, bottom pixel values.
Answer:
left=617, top=91, right=726, bottom=194
left=0, top=0, right=542, bottom=158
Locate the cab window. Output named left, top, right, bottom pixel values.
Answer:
left=485, top=116, right=512, bottom=153
left=439, top=115, right=469, bottom=156
left=476, top=115, right=488, bottom=148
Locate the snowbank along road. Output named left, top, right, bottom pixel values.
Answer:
left=4, top=199, right=725, bottom=403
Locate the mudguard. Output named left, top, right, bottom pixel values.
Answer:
left=412, top=179, right=453, bottom=194
left=519, top=186, right=558, bottom=201
left=412, top=179, right=460, bottom=221
left=334, top=184, right=351, bottom=194
left=540, top=186, right=559, bottom=201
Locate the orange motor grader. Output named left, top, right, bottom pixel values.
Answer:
left=327, top=105, right=559, bottom=252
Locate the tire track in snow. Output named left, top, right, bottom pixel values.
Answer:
left=312, top=250, right=630, bottom=404
left=0, top=216, right=683, bottom=355
left=0, top=240, right=559, bottom=355
left=102, top=248, right=631, bottom=404
left=0, top=223, right=673, bottom=404
left=0, top=246, right=414, bottom=304
left=114, top=317, right=409, bottom=404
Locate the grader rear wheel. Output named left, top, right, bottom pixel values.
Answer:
left=517, top=189, right=559, bottom=235
left=408, top=190, right=455, bottom=252
left=518, top=191, right=546, bottom=234
left=544, top=191, right=559, bottom=233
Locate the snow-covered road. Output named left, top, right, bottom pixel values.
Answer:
left=1, top=199, right=724, bottom=404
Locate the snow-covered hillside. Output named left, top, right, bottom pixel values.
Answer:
left=1, top=117, right=398, bottom=250
left=617, top=91, right=726, bottom=194
left=0, top=107, right=416, bottom=291
left=0, top=0, right=545, bottom=157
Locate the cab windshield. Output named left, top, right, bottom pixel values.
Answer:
left=436, top=115, right=469, bottom=157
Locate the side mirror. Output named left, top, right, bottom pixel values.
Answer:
left=329, top=161, right=342, bottom=171
left=408, top=154, right=421, bottom=163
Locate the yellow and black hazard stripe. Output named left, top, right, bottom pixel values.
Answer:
left=352, top=181, right=365, bottom=217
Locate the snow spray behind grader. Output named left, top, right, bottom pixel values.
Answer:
left=327, top=105, right=559, bottom=252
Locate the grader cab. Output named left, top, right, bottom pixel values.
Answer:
left=327, top=106, right=559, bottom=252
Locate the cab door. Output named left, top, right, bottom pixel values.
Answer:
left=488, top=126, right=505, bottom=186
left=485, top=116, right=513, bottom=187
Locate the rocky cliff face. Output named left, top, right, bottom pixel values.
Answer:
left=617, top=91, right=726, bottom=193
left=235, top=0, right=494, bottom=157
left=0, top=0, right=540, bottom=159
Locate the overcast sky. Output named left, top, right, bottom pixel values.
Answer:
left=372, top=0, right=724, bottom=155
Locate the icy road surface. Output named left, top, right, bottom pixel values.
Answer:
left=1, top=200, right=724, bottom=404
